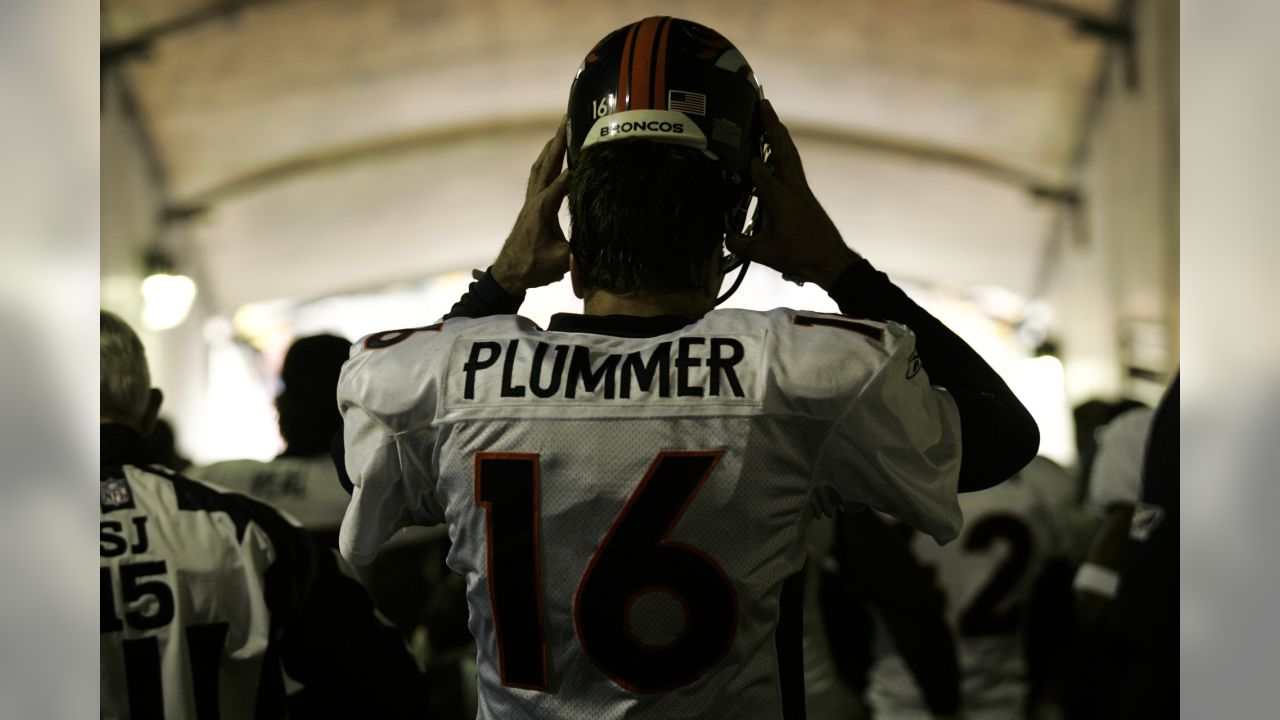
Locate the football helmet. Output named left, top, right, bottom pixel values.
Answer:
left=567, top=17, right=768, bottom=302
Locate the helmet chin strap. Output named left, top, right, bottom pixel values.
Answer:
left=715, top=183, right=764, bottom=306
left=715, top=255, right=750, bottom=306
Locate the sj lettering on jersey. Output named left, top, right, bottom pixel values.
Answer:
left=454, top=335, right=761, bottom=405
left=101, top=516, right=151, bottom=558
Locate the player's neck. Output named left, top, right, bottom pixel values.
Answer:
left=583, top=290, right=714, bottom=319
left=101, top=417, right=143, bottom=432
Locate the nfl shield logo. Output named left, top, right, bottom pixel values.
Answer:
left=101, top=477, right=134, bottom=511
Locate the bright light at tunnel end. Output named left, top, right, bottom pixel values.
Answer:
left=141, top=273, right=197, bottom=330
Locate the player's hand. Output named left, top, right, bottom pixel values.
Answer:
left=492, top=116, right=572, bottom=294
left=726, top=100, right=860, bottom=290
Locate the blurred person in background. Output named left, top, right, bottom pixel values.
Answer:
left=100, top=311, right=424, bottom=718
left=193, top=332, right=474, bottom=715
left=1063, top=403, right=1151, bottom=719
left=196, top=334, right=354, bottom=547
left=799, top=516, right=876, bottom=720
left=863, top=457, right=1091, bottom=720
left=333, top=16, right=1037, bottom=718
left=1104, top=374, right=1177, bottom=719
left=1072, top=405, right=1153, bottom=628
left=1071, top=398, right=1146, bottom=502
left=827, top=511, right=963, bottom=720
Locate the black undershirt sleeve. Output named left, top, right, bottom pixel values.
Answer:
left=444, top=267, right=523, bottom=319
left=826, top=259, right=1039, bottom=491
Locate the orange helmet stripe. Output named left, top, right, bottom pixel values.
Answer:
left=654, top=17, right=672, bottom=110
left=617, top=22, right=638, bottom=110
left=628, top=17, right=663, bottom=110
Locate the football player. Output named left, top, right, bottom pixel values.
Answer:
left=1105, top=375, right=1177, bottom=718
left=831, top=510, right=963, bottom=720
left=864, top=457, right=1091, bottom=720
left=1073, top=405, right=1154, bottom=626
left=1066, top=403, right=1153, bottom=718
left=100, top=312, right=423, bottom=718
left=195, top=334, right=355, bottom=547
left=193, top=334, right=454, bottom=640
left=335, top=17, right=1038, bottom=719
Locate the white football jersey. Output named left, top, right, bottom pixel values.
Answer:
left=1087, top=407, right=1155, bottom=513
left=338, top=308, right=963, bottom=719
left=100, top=463, right=311, bottom=720
left=866, top=457, right=1090, bottom=720
left=195, top=455, right=350, bottom=533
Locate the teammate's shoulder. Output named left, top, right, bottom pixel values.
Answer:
left=190, top=458, right=268, bottom=483
left=1014, top=456, right=1080, bottom=508
left=132, top=464, right=306, bottom=540
left=1099, top=406, right=1156, bottom=448
left=1021, top=455, right=1070, bottom=477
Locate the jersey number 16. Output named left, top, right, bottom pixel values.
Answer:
left=475, top=450, right=738, bottom=694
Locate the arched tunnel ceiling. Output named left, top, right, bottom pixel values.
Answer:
left=103, top=0, right=1116, bottom=312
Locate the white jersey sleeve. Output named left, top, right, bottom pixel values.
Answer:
left=808, top=325, right=963, bottom=543
left=1088, top=407, right=1155, bottom=512
left=337, top=326, right=451, bottom=565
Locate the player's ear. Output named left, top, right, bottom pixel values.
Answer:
left=140, top=388, right=163, bottom=436
left=570, top=255, right=585, bottom=299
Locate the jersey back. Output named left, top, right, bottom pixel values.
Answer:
left=195, top=455, right=349, bottom=533
left=338, top=309, right=965, bottom=719
left=100, top=464, right=307, bottom=720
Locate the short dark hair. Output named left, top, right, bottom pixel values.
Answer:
left=276, top=334, right=350, bottom=456
left=569, top=140, right=730, bottom=297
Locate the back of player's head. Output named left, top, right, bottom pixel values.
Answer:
left=100, top=311, right=152, bottom=426
left=565, top=17, right=765, bottom=298
left=276, top=334, right=350, bottom=455
left=569, top=140, right=727, bottom=297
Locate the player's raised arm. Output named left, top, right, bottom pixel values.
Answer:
left=730, top=100, right=1039, bottom=491
left=446, top=117, right=572, bottom=320
left=724, top=101, right=861, bottom=289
